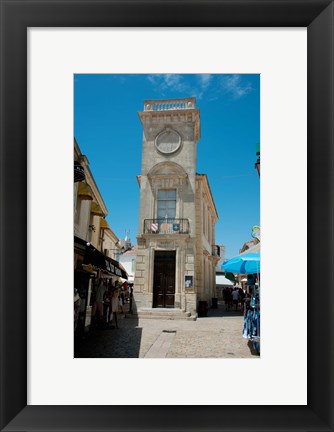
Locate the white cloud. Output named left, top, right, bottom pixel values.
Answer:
left=162, top=74, right=188, bottom=92
left=196, top=74, right=213, bottom=99
left=146, top=74, right=189, bottom=96
left=147, top=74, right=160, bottom=85
left=146, top=74, right=252, bottom=101
left=198, top=74, right=213, bottom=90
left=221, top=75, right=253, bottom=98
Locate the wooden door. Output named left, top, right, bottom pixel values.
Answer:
left=153, top=251, right=176, bottom=308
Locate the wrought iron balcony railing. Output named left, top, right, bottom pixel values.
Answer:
left=212, top=245, right=221, bottom=257
left=143, top=218, right=190, bottom=235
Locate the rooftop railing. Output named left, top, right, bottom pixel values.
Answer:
left=144, top=97, right=196, bottom=112
left=143, top=218, right=190, bottom=234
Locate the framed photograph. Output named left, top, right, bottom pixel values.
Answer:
left=1, top=1, right=333, bottom=431
left=185, top=276, right=193, bottom=289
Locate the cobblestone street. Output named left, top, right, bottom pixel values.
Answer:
left=75, top=304, right=259, bottom=358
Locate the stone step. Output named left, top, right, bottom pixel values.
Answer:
left=139, top=308, right=191, bottom=316
left=135, top=308, right=197, bottom=321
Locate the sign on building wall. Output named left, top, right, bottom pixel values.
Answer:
left=185, top=275, right=193, bottom=289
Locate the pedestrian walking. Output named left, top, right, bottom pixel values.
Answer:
left=74, top=288, right=81, bottom=331
left=92, top=278, right=107, bottom=326
left=111, top=287, right=119, bottom=329
left=232, top=287, right=239, bottom=311
left=224, top=287, right=232, bottom=310
left=104, top=281, right=113, bottom=325
left=129, top=286, right=133, bottom=314
left=118, top=291, right=125, bottom=316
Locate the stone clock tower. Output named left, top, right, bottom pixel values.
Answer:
left=134, top=97, right=219, bottom=318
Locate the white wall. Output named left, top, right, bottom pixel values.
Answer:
left=119, top=254, right=136, bottom=281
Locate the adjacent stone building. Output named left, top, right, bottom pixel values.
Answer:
left=74, top=139, right=127, bottom=334
left=134, top=98, right=220, bottom=317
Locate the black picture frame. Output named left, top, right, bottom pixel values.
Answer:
left=1, top=1, right=333, bottom=431
left=185, top=276, right=193, bottom=289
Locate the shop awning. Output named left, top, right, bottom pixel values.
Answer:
left=225, top=272, right=236, bottom=282
left=83, top=244, right=128, bottom=279
left=216, top=275, right=234, bottom=286
left=74, top=235, right=88, bottom=253
left=77, top=182, right=94, bottom=200
left=100, top=219, right=111, bottom=230
left=91, top=201, right=104, bottom=217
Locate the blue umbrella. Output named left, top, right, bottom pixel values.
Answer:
left=222, top=253, right=260, bottom=275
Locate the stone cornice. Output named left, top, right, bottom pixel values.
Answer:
left=138, top=109, right=200, bottom=144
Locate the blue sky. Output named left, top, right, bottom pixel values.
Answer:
left=74, top=74, right=260, bottom=259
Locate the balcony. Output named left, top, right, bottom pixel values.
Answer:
left=212, top=245, right=221, bottom=257
left=143, top=218, right=190, bottom=235
left=143, top=97, right=196, bottom=112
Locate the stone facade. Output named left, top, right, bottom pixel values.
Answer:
left=134, top=98, right=220, bottom=317
left=74, top=139, right=108, bottom=252
left=74, top=139, right=125, bottom=333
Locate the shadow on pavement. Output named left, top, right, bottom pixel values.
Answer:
left=74, top=312, right=141, bottom=358
left=204, top=303, right=260, bottom=357
left=206, top=302, right=244, bottom=318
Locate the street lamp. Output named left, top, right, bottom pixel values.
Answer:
left=254, top=143, right=260, bottom=176
left=255, top=156, right=260, bottom=176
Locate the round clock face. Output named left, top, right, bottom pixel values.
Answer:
left=155, top=129, right=181, bottom=155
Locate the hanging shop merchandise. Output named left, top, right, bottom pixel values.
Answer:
left=222, top=252, right=260, bottom=355
left=74, top=236, right=128, bottom=336
left=242, top=278, right=260, bottom=354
